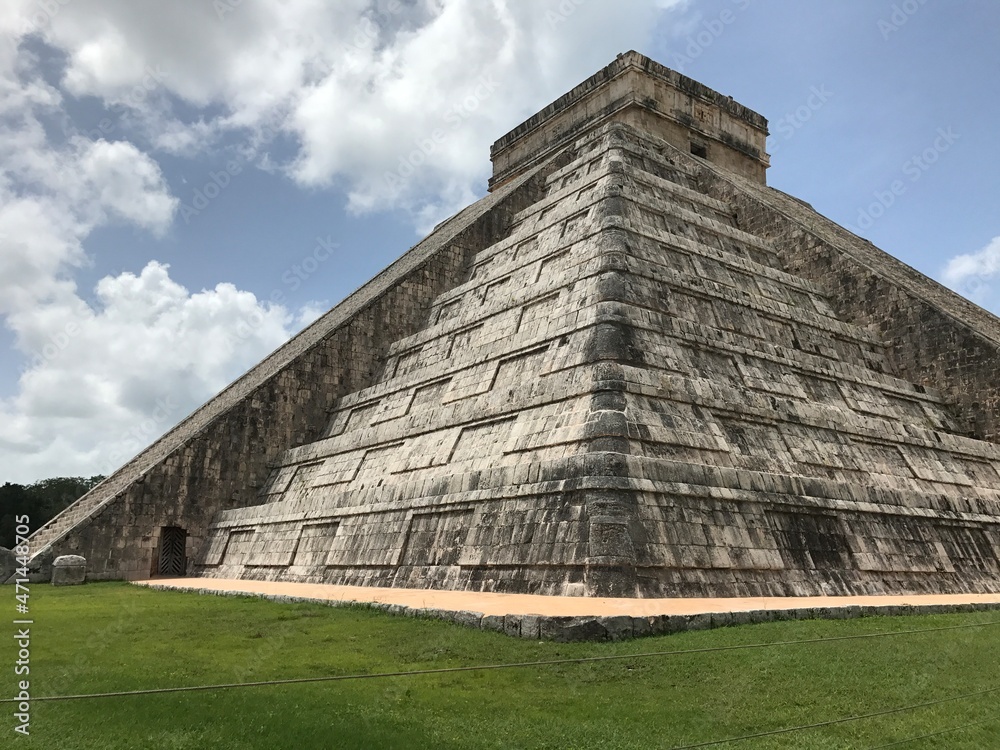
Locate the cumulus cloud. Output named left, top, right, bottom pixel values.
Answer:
left=943, top=236, right=1000, bottom=286
left=0, top=0, right=684, bottom=482
left=0, top=263, right=295, bottom=480
left=942, top=236, right=1000, bottom=310
left=0, top=8, right=299, bottom=482
left=31, top=0, right=684, bottom=229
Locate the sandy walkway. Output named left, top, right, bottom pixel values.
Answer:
left=133, top=578, right=1000, bottom=618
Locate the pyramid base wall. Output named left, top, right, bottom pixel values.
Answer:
left=194, top=456, right=1000, bottom=599
left=632, top=488, right=1000, bottom=599
left=195, top=477, right=597, bottom=596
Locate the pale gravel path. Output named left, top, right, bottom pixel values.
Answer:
left=133, top=578, right=1000, bottom=618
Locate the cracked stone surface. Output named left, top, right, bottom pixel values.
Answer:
left=23, top=53, right=1000, bottom=603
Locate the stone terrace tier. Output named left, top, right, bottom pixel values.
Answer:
left=194, top=123, right=1000, bottom=598
left=21, top=55, right=1000, bottom=601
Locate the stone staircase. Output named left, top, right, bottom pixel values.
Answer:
left=25, top=486, right=113, bottom=556
left=189, top=121, right=1000, bottom=598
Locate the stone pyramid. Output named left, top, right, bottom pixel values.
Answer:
left=16, top=52, right=1000, bottom=600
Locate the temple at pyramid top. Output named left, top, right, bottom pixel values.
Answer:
left=489, top=50, right=770, bottom=191
left=12, top=53, right=1000, bottom=614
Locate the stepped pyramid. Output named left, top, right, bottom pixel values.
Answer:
left=14, top=52, right=1000, bottom=600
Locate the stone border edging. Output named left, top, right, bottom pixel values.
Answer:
left=133, top=582, right=1000, bottom=642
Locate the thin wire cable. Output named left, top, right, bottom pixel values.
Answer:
left=1, top=618, right=998, bottom=704
left=868, top=716, right=996, bottom=749
left=667, top=686, right=1000, bottom=749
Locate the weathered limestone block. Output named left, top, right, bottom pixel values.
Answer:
left=598, top=616, right=635, bottom=641
left=519, top=615, right=543, bottom=640
left=539, top=616, right=614, bottom=642
left=445, top=610, right=484, bottom=629
left=51, top=555, right=87, bottom=586
left=503, top=615, right=523, bottom=639
left=480, top=615, right=506, bottom=633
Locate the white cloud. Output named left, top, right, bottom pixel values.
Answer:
left=943, top=236, right=1000, bottom=285
left=0, top=11, right=308, bottom=482
left=1, top=262, right=298, bottom=482
left=284, top=0, right=684, bottom=228
left=942, top=236, right=1000, bottom=310
left=77, top=139, right=177, bottom=232
left=30, top=0, right=683, bottom=229
left=0, top=0, right=686, bottom=482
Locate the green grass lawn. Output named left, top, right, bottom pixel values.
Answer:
left=2, top=582, right=999, bottom=749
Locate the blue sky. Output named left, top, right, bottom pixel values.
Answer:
left=1, top=0, right=997, bottom=483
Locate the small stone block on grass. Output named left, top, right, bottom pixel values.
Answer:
left=51, top=555, right=87, bottom=586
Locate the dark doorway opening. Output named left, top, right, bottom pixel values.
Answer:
left=159, top=526, right=187, bottom=577
left=690, top=142, right=708, bottom=159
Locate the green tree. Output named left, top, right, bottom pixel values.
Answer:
left=0, top=476, right=104, bottom=548
left=0, top=482, right=31, bottom=549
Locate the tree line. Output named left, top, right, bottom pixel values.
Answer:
left=0, top=477, right=104, bottom=549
